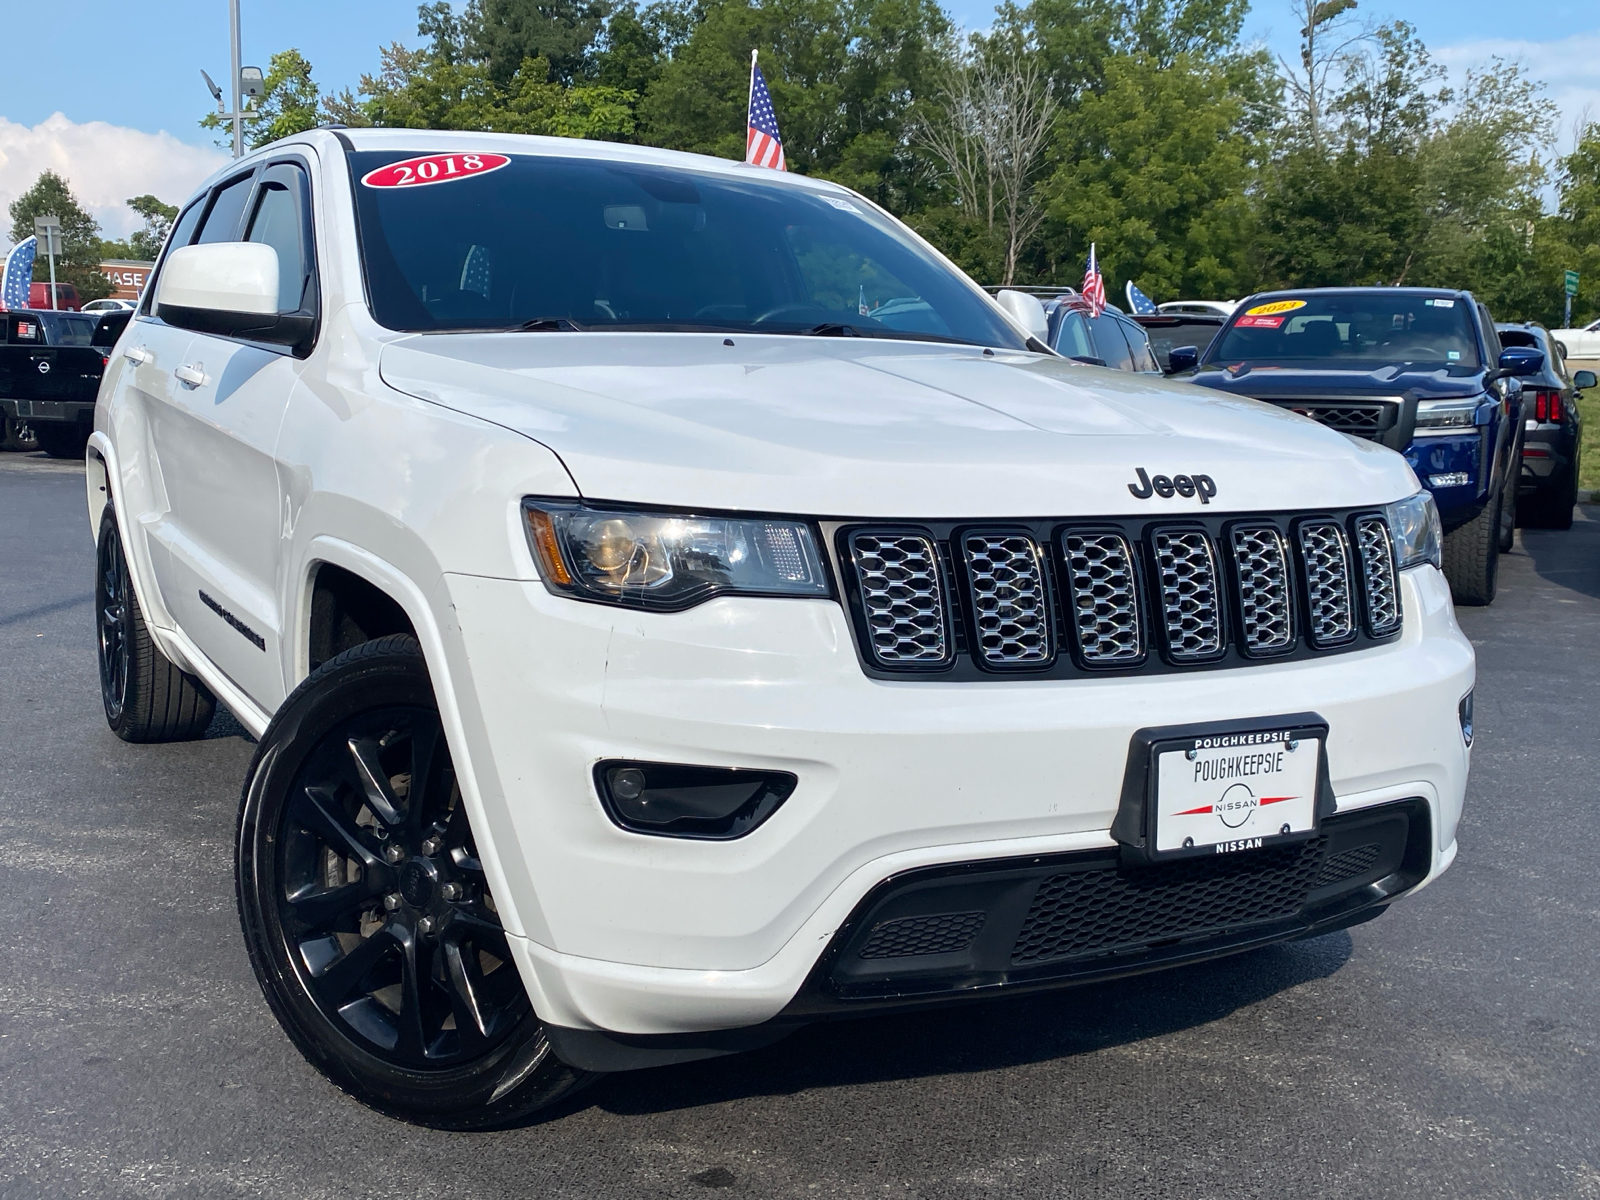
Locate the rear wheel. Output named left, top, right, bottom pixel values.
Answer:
left=96, top=505, right=217, bottom=741
left=1522, top=469, right=1578, bottom=530
left=34, top=423, right=88, bottom=458
left=235, top=636, right=594, bottom=1128
left=1441, top=490, right=1500, bottom=606
left=2, top=415, right=37, bottom=452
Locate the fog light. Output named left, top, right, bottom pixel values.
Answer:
left=1459, top=691, right=1474, bottom=747
left=1428, top=472, right=1470, bottom=488
left=594, top=761, right=797, bottom=839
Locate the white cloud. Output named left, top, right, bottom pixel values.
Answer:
left=0, top=113, right=227, bottom=247
left=1433, top=33, right=1600, bottom=151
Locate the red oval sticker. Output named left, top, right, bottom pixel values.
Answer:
left=360, top=152, right=510, bottom=189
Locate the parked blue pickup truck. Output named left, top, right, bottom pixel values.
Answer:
left=1186, top=288, right=1538, bottom=605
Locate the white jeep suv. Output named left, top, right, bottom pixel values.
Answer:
left=88, top=129, right=1474, bottom=1127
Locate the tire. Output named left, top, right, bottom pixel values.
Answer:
left=235, top=635, right=595, bottom=1129
left=34, top=422, right=89, bottom=458
left=1441, top=490, right=1500, bottom=606
left=2, top=415, right=37, bottom=452
left=96, top=505, right=218, bottom=741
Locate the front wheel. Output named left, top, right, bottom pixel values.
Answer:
left=1441, top=491, right=1501, bottom=606
left=235, top=635, right=594, bottom=1128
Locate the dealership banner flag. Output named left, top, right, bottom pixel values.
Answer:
left=746, top=51, right=786, bottom=171
left=1, top=237, right=37, bottom=310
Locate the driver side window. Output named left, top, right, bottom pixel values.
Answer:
left=245, top=163, right=315, bottom=314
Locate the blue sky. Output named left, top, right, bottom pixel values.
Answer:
left=2, top=0, right=1597, bottom=240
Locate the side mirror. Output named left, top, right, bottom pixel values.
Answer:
left=1166, top=345, right=1199, bottom=374
left=156, top=242, right=312, bottom=349
left=1496, top=346, right=1544, bottom=377
left=1575, top=370, right=1596, bottom=390
left=994, top=289, right=1048, bottom=340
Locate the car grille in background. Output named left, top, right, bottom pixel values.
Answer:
left=1354, top=516, right=1401, bottom=636
left=1298, top=522, right=1356, bottom=647
left=841, top=508, right=1401, bottom=677
left=1280, top=401, right=1394, bottom=440
left=1231, top=526, right=1294, bottom=655
left=1062, top=533, right=1143, bottom=664
left=848, top=532, right=951, bottom=666
left=858, top=911, right=988, bottom=959
left=961, top=533, right=1052, bottom=666
left=1151, top=531, right=1222, bottom=660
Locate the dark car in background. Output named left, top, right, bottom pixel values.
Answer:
left=1187, top=288, right=1539, bottom=606
left=1497, top=321, right=1589, bottom=529
left=1041, top=296, right=1164, bottom=372
left=0, top=309, right=129, bottom=458
left=1130, top=311, right=1224, bottom=373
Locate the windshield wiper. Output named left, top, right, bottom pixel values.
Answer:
left=511, top=317, right=586, bottom=332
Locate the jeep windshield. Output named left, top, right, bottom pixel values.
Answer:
left=347, top=151, right=1027, bottom=349
left=1207, top=292, right=1482, bottom=374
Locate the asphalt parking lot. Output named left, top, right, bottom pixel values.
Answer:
left=2, top=451, right=1598, bottom=1200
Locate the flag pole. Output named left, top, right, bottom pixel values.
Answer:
left=748, top=49, right=757, bottom=125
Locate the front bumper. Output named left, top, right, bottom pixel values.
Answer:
left=443, top=563, right=1473, bottom=1039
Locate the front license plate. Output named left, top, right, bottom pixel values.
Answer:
left=1153, top=728, right=1321, bottom=856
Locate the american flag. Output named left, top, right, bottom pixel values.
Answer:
left=1125, top=280, right=1158, bottom=314
left=746, top=53, right=786, bottom=171
left=1081, top=243, right=1105, bottom=317
left=1, top=237, right=37, bottom=311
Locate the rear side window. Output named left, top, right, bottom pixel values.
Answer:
left=167, top=200, right=204, bottom=253
left=1088, top=312, right=1134, bottom=371
left=245, top=163, right=314, bottom=313
left=1054, top=309, right=1093, bottom=358
left=1122, top=319, right=1160, bottom=372
left=196, top=173, right=257, bottom=244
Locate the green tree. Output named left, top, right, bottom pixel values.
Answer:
left=7, top=170, right=112, bottom=303
left=468, top=0, right=611, bottom=85
left=127, top=195, right=179, bottom=261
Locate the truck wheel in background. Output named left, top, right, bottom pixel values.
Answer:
left=35, top=423, right=89, bottom=459
left=1, top=415, right=38, bottom=453
left=97, top=505, right=218, bottom=741
left=1522, top=470, right=1577, bottom=530
left=235, top=636, right=596, bottom=1129
left=1441, top=490, right=1500, bottom=606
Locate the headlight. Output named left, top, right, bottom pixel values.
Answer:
left=1414, top=397, right=1481, bottom=434
left=522, top=500, right=831, bottom=609
left=1384, top=490, right=1442, bottom=571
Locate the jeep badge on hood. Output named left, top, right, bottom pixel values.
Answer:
left=1128, top=468, right=1218, bottom=502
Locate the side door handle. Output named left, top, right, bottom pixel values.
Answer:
left=174, top=362, right=206, bottom=386
left=123, top=345, right=152, bottom=365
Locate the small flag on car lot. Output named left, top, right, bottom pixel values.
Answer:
left=746, top=51, right=786, bottom=171
left=1, top=236, right=37, bottom=311
left=1081, top=244, right=1106, bottom=317
left=1126, top=281, right=1158, bottom=314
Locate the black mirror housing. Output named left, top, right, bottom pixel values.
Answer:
left=1574, top=369, right=1597, bottom=390
left=158, top=305, right=317, bottom=355
left=1165, top=345, right=1199, bottom=373
left=1496, top=347, right=1544, bottom=377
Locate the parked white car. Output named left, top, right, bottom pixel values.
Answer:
left=82, top=298, right=138, bottom=313
left=90, top=129, right=1474, bottom=1128
left=1551, top=317, right=1600, bottom=359
left=1158, top=299, right=1237, bottom=317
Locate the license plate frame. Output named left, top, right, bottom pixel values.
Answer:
left=1111, top=714, right=1335, bottom=866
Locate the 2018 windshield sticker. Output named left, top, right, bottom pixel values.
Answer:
left=1243, top=299, right=1306, bottom=317
left=361, top=153, right=511, bottom=189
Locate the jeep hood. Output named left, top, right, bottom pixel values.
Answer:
left=379, top=333, right=1417, bottom=517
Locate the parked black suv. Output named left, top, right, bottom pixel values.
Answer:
left=1497, top=321, right=1590, bottom=529
left=0, top=309, right=130, bottom=457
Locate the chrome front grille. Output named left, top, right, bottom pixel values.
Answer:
left=1062, top=533, right=1143, bottom=664
left=1231, top=525, right=1293, bottom=654
left=961, top=533, right=1052, bottom=665
left=848, top=532, right=950, bottom=666
left=1298, top=522, right=1356, bottom=647
left=1152, top=531, right=1222, bottom=660
left=1355, top=516, right=1401, bottom=636
left=842, top=509, right=1398, bottom=677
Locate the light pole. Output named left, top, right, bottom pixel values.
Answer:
left=201, top=0, right=262, bottom=159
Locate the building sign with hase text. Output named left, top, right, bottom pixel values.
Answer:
left=99, top=260, right=155, bottom=301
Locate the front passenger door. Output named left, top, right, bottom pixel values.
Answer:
left=143, top=159, right=319, bottom=714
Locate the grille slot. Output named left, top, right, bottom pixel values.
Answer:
left=961, top=532, right=1052, bottom=666
left=1231, top=525, right=1294, bottom=654
left=1061, top=532, right=1143, bottom=665
left=1355, top=516, right=1402, bottom=636
left=848, top=532, right=951, bottom=666
left=1152, top=530, right=1223, bottom=660
left=1298, top=522, right=1356, bottom=647
left=1279, top=401, right=1395, bottom=440
left=1316, top=842, right=1383, bottom=888
left=859, top=911, right=987, bottom=959
left=1012, top=839, right=1327, bottom=965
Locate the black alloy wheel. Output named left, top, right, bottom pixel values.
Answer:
left=237, top=635, right=592, bottom=1127
left=97, top=521, right=132, bottom=724
left=94, top=505, right=215, bottom=741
